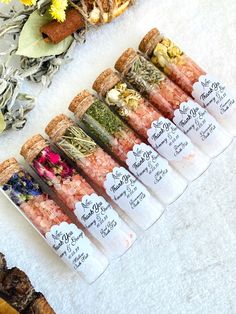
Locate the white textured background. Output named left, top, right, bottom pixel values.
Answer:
left=1, top=0, right=236, bottom=313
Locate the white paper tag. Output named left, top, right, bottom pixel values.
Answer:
left=75, top=193, right=121, bottom=241
left=46, top=222, right=93, bottom=272
left=104, top=166, right=151, bottom=214
left=173, top=100, right=221, bottom=145
left=147, top=117, right=194, bottom=161
left=192, top=74, right=236, bottom=119
left=126, top=143, right=171, bottom=190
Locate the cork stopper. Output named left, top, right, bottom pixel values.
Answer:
left=45, top=114, right=74, bottom=142
left=139, top=28, right=161, bottom=56
left=93, top=69, right=121, bottom=96
left=115, top=48, right=138, bottom=74
left=69, top=90, right=96, bottom=118
left=20, top=135, right=48, bottom=163
left=0, top=158, right=21, bottom=185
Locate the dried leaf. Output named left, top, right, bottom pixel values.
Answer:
left=16, top=10, right=73, bottom=58
left=0, top=111, right=6, bottom=134
left=0, top=64, right=35, bottom=131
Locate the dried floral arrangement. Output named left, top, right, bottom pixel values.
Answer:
left=0, top=253, right=55, bottom=313
left=0, top=0, right=134, bottom=133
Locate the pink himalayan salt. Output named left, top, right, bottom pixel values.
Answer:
left=109, top=129, right=141, bottom=162
left=148, top=78, right=189, bottom=120
left=54, top=174, right=94, bottom=211
left=127, top=98, right=162, bottom=139
left=78, top=147, right=117, bottom=188
left=20, top=194, right=70, bottom=235
left=165, top=55, right=204, bottom=95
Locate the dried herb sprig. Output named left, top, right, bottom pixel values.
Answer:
left=126, top=56, right=165, bottom=94
left=0, top=64, right=35, bottom=132
left=58, top=125, right=98, bottom=160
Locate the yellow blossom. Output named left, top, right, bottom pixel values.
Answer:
left=20, top=0, right=37, bottom=5
left=49, top=0, right=68, bottom=22
left=161, top=38, right=172, bottom=48
left=0, top=0, right=12, bottom=4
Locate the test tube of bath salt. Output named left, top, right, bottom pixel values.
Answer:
left=20, top=134, right=136, bottom=258
left=45, top=114, right=164, bottom=230
left=92, top=68, right=208, bottom=182
left=139, top=28, right=236, bottom=136
left=0, top=158, right=108, bottom=284
left=68, top=91, right=187, bottom=203
left=115, top=48, right=232, bottom=160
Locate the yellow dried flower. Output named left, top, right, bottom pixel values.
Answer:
left=0, top=0, right=12, bottom=4
left=168, top=45, right=183, bottom=58
left=49, top=0, right=68, bottom=22
left=20, top=0, right=36, bottom=5
left=154, top=43, right=168, bottom=56
left=161, top=38, right=171, bottom=48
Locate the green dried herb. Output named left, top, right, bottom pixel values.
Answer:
left=58, top=125, right=98, bottom=161
left=82, top=100, right=127, bottom=146
left=126, top=55, right=165, bottom=94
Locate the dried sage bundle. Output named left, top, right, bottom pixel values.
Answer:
left=0, top=64, right=35, bottom=133
left=0, top=1, right=134, bottom=86
left=0, top=1, right=134, bottom=132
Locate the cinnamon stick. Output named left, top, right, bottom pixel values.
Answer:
left=40, top=8, right=85, bottom=44
left=40, top=1, right=133, bottom=44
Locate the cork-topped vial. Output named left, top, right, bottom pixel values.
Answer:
left=115, top=49, right=218, bottom=181
left=69, top=90, right=189, bottom=204
left=139, top=28, right=236, bottom=137
left=20, top=134, right=137, bottom=259
left=0, top=158, right=109, bottom=284
left=45, top=114, right=165, bottom=230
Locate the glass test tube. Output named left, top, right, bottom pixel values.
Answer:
left=0, top=158, right=108, bottom=284
left=69, top=91, right=187, bottom=204
left=115, top=49, right=232, bottom=160
left=92, top=68, right=208, bottom=182
left=20, top=134, right=136, bottom=258
left=45, top=114, right=164, bottom=230
left=139, top=28, right=236, bottom=136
